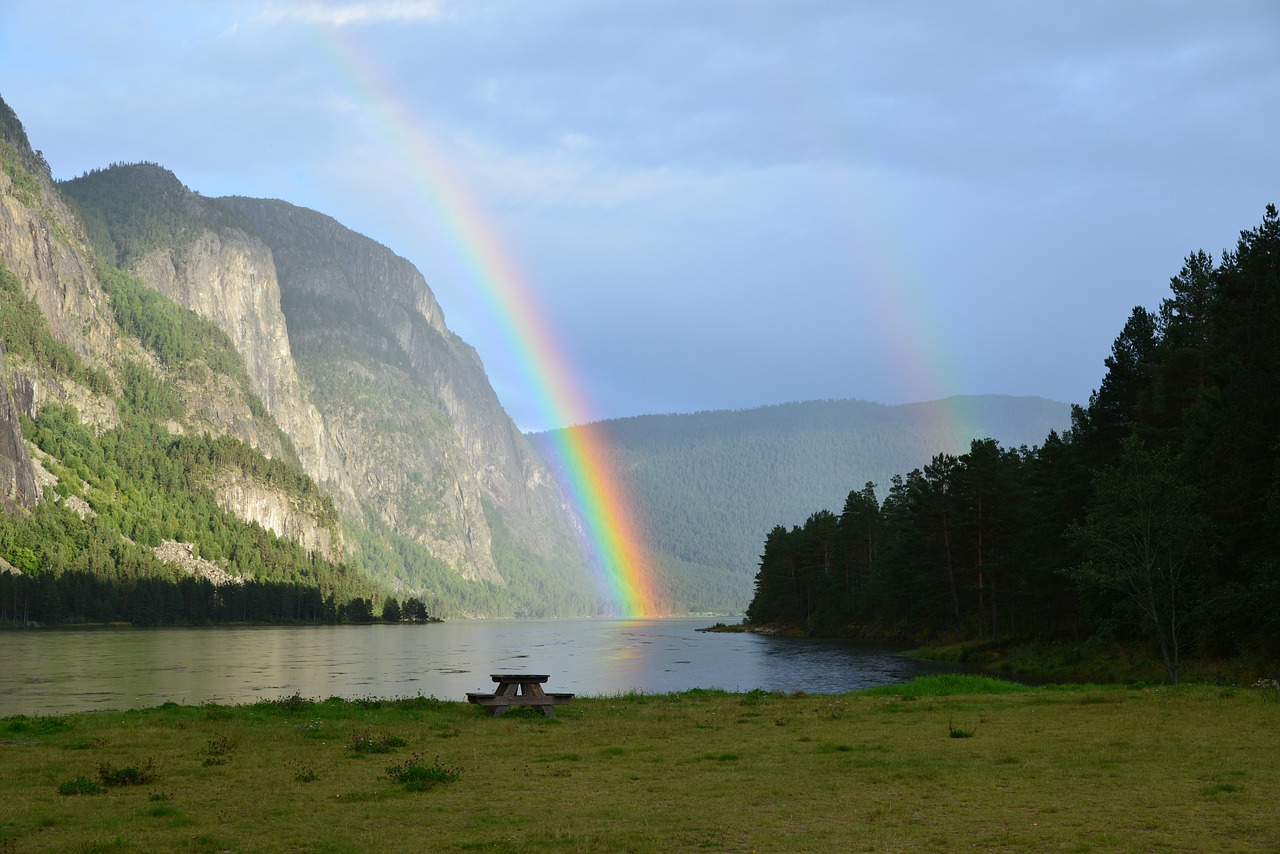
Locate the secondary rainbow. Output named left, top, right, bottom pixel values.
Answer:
left=312, top=30, right=660, bottom=616
left=728, top=4, right=975, bottom=435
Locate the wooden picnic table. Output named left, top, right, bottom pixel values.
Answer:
left=466, top=674, right=574, bottom=717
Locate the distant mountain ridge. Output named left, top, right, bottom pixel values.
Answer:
left=533, top=395, right=1071, bottom=612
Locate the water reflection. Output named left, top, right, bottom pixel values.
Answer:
left=0, top=619, right=949, bottom=715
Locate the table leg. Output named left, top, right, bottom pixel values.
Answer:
left=522, top=683, right=555, bottom=717
left=480, top=681, right=559, bottom=717
left=488, top=682, right=516, bottom=715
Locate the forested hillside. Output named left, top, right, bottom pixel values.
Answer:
left=0, top=93, right=595, bottom=623
left=0, top=100, right=378, bottom=624
left=533, top=396, right=1069, bottom=613
left=745, top=206, right=1280, bottom=682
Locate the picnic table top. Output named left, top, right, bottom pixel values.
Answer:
left=490, top=673, right=549, bottom=682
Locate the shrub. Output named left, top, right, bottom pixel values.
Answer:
left=200, top=734, right=237, bottom=766
left=57, top=775, right=100, bottom=796
left=256, top=692, right=315, bottom=715
left=386, top=753, right=461, bottom=791
left=98, top=758, right=156, bottom=787
left=6, top=715, right=72, bottom=734
left=1253, top=678, right=1279, bottom=703
left=291, top=763, right=319, bottom=783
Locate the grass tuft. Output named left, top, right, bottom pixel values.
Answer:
left=291, top=763, right=319, bottom=783
left=98, top=758, right=157, bottom=787
left=346, top=728, right=407, bottom=754
left=57, top=775, right=100, bottom=796
left=1200, top=782, right=1241, bottom=796
left=386, top=753, right=461, bottom=791
left=200, top=734, right=238, bottom=766
left=293, top=719, right=326, bottom=739
left=254, top=692, right=316, bottom=715
left=64, top=738, right=108, bottom=751
left=1253, top=678, right=1280, bottom=702
left=6, top=715, right=74, bottom=735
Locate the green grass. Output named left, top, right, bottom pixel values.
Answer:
left=859, top=673, right=1035, bottom=697
left=0, top=680, right=1277, bottom=851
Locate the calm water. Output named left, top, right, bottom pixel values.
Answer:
left=0, top=619, right=948, bottom=716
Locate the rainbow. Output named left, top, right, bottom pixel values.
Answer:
left=726, top=4, right=975, bottom=436
left=309, top=29, right=661, bottom=617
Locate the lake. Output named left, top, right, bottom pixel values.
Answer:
left=0, top=618, right=950, bottom=716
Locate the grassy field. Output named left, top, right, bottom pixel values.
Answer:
left=1, top=676, right=1277, bottom=852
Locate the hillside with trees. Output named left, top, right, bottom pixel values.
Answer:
left=0, top=100, right=383, bottom=624
left=744, top=205, right=1280, bottom=682
left=533, top=395, right=1070, bottom=613
left=0, top=93, right=591, bottom=623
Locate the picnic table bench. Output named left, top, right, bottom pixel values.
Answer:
left=467, top=674, right=574, bottom=717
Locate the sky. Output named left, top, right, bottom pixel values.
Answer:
left=2, top=1, right=1278, bottom=432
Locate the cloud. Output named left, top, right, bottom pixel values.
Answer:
left=261, top=1, right=446, bottom=27
left=5, top=0, right=1277, bottom=429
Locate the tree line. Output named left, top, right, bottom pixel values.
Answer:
left=745, top=205, right=1280, bottom=683
left=1, top=396, right=380, bottom=627
left=535, top=395, right=1067, bottom=614
left=61, top=162, right=242, bottom=268
left=0, top=569, right=434, bottom=627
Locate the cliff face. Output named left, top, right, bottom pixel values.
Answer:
left=52, top=160, right=582, bottom=593
left=208, top=469, right=341, bottom=561
left=129, top=213, right=343, bottom=494
left=0, top=101, right=118, bottom=429
left=0, top=349, right=37, bottom=513
left=2, top=92, right=589, bottom=614
left=0, top=134, right=115, bottom=367
left=0, top=117, right=344, bottom=594
left=0, top=99, right=109, bottom=511
left=216, top=197, right=576, bottom=584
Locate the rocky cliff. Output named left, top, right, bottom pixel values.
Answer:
left=0, top=349, right=37, bottom=513
left=0, top=99, right=110, bottom=511
left=0, top=99, right=119, bottom=433
left=216, top=197, right=576, bottom=585
left=2, top=92, right=590, bottom=616
left=0, top=104, right=115, bottom=368
left=132, top=223, right=340, bottom=487
left=208, top=469, right=341, bottom=561
left=53, top=156, right=585, bottom=603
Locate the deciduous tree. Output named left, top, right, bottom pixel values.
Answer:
left=1069, top=438, right=1210, bottom=684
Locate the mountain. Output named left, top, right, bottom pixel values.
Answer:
left=0, top=93, right=593, bottom=619
left=0, top=90, right=1071, bottom=622
left=533, top=396, right=1071, bottom=612
left=211, top=195, right=592, bottom=611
